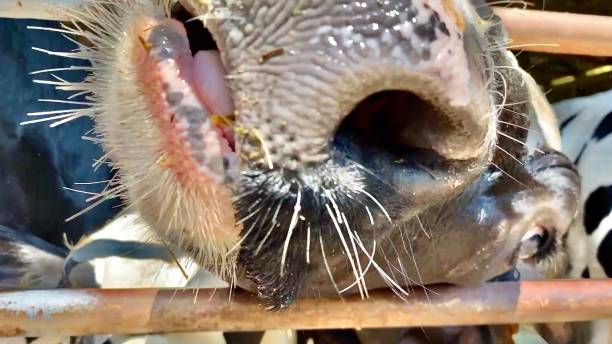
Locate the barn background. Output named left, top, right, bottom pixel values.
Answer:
left=515, top=0, right=612, bottom=102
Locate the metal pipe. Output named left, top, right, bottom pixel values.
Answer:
left=493, top=7, right=612, bottom=57
left=1, top=2, right=612, bottom=56
left=1, top=279, right=612, bottom=337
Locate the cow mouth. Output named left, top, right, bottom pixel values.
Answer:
left=133, top=3, right=238, bottom=186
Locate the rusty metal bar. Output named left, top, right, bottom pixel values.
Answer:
left=1, top=279, right=612, bottom=337
left=0, top=2, right=612, bottom=56
left=493, top=7, right=612, bottom=56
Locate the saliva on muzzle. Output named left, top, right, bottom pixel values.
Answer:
left=44, top=0, right=581, bottom=309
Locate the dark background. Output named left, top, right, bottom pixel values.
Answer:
left=0, top=18, right=121, bottom=246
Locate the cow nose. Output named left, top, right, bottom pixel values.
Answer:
left=218, top=0, right=496, bottom=173
left=519, top=226, right=551, bottom=260
left=333, top=89, right=491, bottom=166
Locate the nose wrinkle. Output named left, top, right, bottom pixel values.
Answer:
left=214, top=0, right=477, bottom=170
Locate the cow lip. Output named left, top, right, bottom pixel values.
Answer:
left=173, top=3, right=239, bottom=180
left=135, top=16, right=239, bottom=185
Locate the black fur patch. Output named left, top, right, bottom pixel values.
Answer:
left=574, top=143, right=588, bottom=165
left=224, top=332, right=265, bottom=344
left=593, top=111, right=612, bottom=141
left=560, top=113, right=578, bottom=132
left=583, top=186, right=612, bottom=235
left=597, top=229, right=612, bottom=277
left=488, top=268, right=520, bottom=282
left=170, top=4, right=217, bottom=54
left=581, top=267, right=590, bottom=278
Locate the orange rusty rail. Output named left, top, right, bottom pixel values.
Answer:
left=1, top=279, right=612, bottom=337
left=1, top=2, right=612, bottom=56
left=493, top=7, right=612, bottom=57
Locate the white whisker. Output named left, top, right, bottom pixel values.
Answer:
left=280, top=189, right=302, bottom=277
left=225, top=214, right=262, bottom=257
left=237, top=206, right=263, bottom=225
left=498, top=119, right=531, bottom=131
left=64, top=196, right=112, bottom=222
left=365, top=206, right=375, bottom=226
left=49, top=114, right=86, bottom=127
left=325, top=190, right=343, bottom=224
left=399, top=230, right=434, bottom=301
left=31, top=47, right=89, bottom=60
left=497, top=130, right=545, bottom=154
left=352, top=232, right=410, bottom=299
left=74, top=180, right=113, bottom=185
left=27, top=25, right=86, bottom=35
left=392, top=243, right=412, bottom=294
left=26, top=108, right=80, bottom=116
left=30, top=66, right=92, bottom=75
left=495, top=144, right=525, bottom=166
left=343, top=213, right=368, bottom=297
left=506, top=43, right=560, bottom=49
left=20, top=113, right=77, bottom=125
left=380, top=243, right=403, bottom=293
left=306, top=223, right=311, bottom=264
left=339, top=231, right=376, bottom=294
left=68, top=90, right=91, bottom=99
left=320, top=233, right=343, bottom=300
left=490, top=161, right=526, bottom=187
left=415, top=214, right=430, bottom=239
left=254, top=200, right=284, bottom=255
left=37, top=98, right=93, bottom=106
left=357, top=188, right=392, bottom=224
left=325, top=204, right=364, bottom=298
left=62, top=187, right=101, bottom=196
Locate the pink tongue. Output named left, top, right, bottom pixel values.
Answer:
left=193, top=50, right=234, bottom=116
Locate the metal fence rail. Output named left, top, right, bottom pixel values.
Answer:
left=1, top=279, right=612, bottom=337
left=494, top=8, right=612, bottom=56
left=1, top=3, right=612, bottom=56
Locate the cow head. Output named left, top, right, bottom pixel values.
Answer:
left=38, top=0, right=580, bottom=308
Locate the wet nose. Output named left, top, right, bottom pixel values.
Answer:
left=214, top=0, right=493, bottom=171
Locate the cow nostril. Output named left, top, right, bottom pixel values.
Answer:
left=519, top=226, right=555, bottom=261
left=333, top=90, right=459, bottom=165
